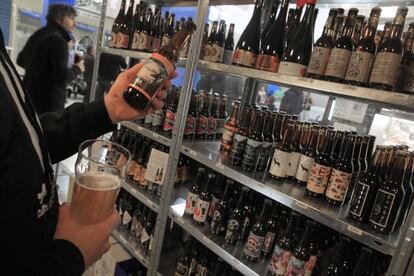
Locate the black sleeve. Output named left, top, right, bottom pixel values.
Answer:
left=66, top=65, right=81, bottom=83
left=40, top=98, right=115, bottom=163
left=47, top=34, right=71, bottom=87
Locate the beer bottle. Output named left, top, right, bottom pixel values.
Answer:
left=272, top=112, right=285, bottom=149
left=257, top=111, right=275, bottom=171
left=162, top=13, right=175, bottom=47
left=193, top=172, right=214, bottom=225
left=370, top=7, right=408, bottom=91
left=139, top=141, right=152, bottom=189
left=204, top=21, right=218, bottom=61
left=395, top=152, right=414, bottom=228
left=239, top=189, right=256, bottom=241
left=344, top=136, right=363, bottom=204
left=196, top=248, right=210, bottom=275
left=358, top=136, right=370, bottom=176
left=242, top=110, right=265, bottom=172
left=303, top=223, right=318, bottom=276
left=210, top=179, right=232, bottom=235
left=200, top=23, right=209, bottom=60
left=351, top=247, right=373, bottom=276
left=295, top=125, right=319, bottom=185
left=131, top=4, right=145, bottom=50
left=131, top=201, right=144, bottom=237
left=184, top=92, right=199, bottom=140
left=195, top=91, right=210, bottom=139
left=137, top=8, right=152, bottom=52
left=261, top=202, right=280, bottom=257
left=126, top=136, right=141, bottom=181
left=286, top=122, right=302, bottom=179
left=229, top=105, right=252, bottom=166
left=207, top=93, right=220, bottom=140
left=394, top=22, right=414, bottom=91
left=207, top=175, right=223, bottom=222
left=261, top=0, right=280, bottom=41
left=286, top=220, right=316, bottom=275
left=332, top=14, right=344, bottom=42
left=144, top=111, right=153, bottom=129
left=345, top=8, right=381, bottom=86
left=211, top=20, right=226, bottom=63
left=116, top=0, right=134, bottom=49
left=133, top=138, right=149, bottom=185
left=175, top=238, right=193, bottom=276
left=123, top=21, right=195, bottom=110
left=322, top=236, right=352, bottom=275
left=150, top=101, right=164, bottom=132
left=141, top=210, right=155, bottom=251
left=325, top=135, right=355, bottom=205
left=330, top=131, right=344, bottom=162
left=268, top=212, right=301, bottom=276
left=121, top=196, right=134, bottom=232
left=306, top=129, right=334, bottom=198
left=370, top=152, right=407, bottom=233
left=222, top=23, right=235, bottom=65
left=352, top=15, right=365, bottom=46
left=150, top=9, right=162, bottom=52
left=367, top=135, right=376, bottom=160
left=188, top=241, right=201, bottom=275
left=137, top=206, right=148, bottom=240
left=225, top=187, right=249, bottom=244
left=216, top=95, right=228, bottom=140
left=306, top=8, right=338, bottom=79
left=285, top=6, right=302, bottom=49
left=109, top=0, right=126, bottom=48
left=163, top=86, right=179, bottom=136
left=269, top=119, right=294, bottom=180
left=349, top=146, right=385, bottom=222
left=244, top=199, right=272, bottom=261
left=184, top=167, right=205, bottom=216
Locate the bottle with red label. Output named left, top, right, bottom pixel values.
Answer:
left=163, top=86, right=179, bottom=136
left=207, top=93, right=220, bottom=140
left=196, top=91, right=210, bottom=139
left=109, top=0, right=126, bottom=48
left=220, top=100, right=240, bottom=151
left=184, top=168, right=205, bottom=217
left=193, top=173, right=215, bottom=225
left=184, top=91, right=198, bottom=140
left=232, top=0, right=262, bottom=67
left=116, top=0, right=134, bottom=49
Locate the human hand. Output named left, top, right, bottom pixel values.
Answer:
left=75, top=60, right=85, bottom=72
left=53, top=204, right=120, bottom=269
left=104, top=62, right=177, bottom=123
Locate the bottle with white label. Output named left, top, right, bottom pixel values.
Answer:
left=325, top=8, right=358, bottom=82
left=242, top=110, right=265, bottom=172
left=203, top=21, right=218, bottom=62
left=184, top=168, right=205, bottom=216
left=345, top=7, right=382, bottom=86
left=229, top=105, right=253, bottom=166
left=295, top=125, right=319, bottom=186
left=193, top=173, right=215, bottom=225
left=269, top=119, right=294, bottom=181
left=369, top=6, right=408, bottom=91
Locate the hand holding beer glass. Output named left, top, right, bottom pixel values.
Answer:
left=71, top=139, right=130, bottom=225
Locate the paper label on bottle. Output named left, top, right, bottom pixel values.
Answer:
left=244, top=232, right=265, bottom=259
left=175, top=165, right=187, bottom=183
left=137, top=33, right=151, bottom=51
left=188, top=259, right=198, bottom=275
left=307, top=46, right=331, bottom=75
left=175, top=262, right=189, bottom=276
left=202, top=44, right=212, bottom=61
left=225, top=219, right=240, bottom=244
left=163, top=110, right=176, bottom=131
left=278, top=62, right=307, bottom=77
left=370, top=52, right=401, bottom=86
left=117, top=33, right=130, bottom=49
left=221, top=126, right=237, bottom=146
left=144, top=113, right=153, bottom=124
left=345, top=51, right=375, bottom=83
left=122, top=211, right=132, bottom=225
left=207, top=116, right=217, bottom=135
left=286, top=152, right=301, bottom=177
left=193, top=199, right=210, bottom=223
left=210, top=209, right=226, bottom=234
left=185, top=191, right=198, bottom=215
left=133, top=164, right=142, bottom=182
left=208, top=196, right=220, bottom=218
left=370, top=189, right=396, bottom=228
left=223, top=49, right=234, bottom=64
left=242, top=139, right=262, bottom=169
left=151, top=110, right=163, bottom=127
left=131, top=31, right=141, bottom=50
left=196, top=115, right=208, bottom=135
left=109, top=32, right=118, bottom=48
left=255, top=53, right=280, bottom=72
left=262, top=231, right=276, bottom=254
left=295, top=155, right=314, bottom=182
left=151, top=37, right=161, bottom=52
left=306, top=162, right=332, bottom=194
left=349, top=181, right=371, bottom=217
left=196, top=264, right=208, bottom=276
left=229, top=133, right=248, bottom=164
left=232, top=49, right=256, bottom=67
left=141, top=228, right=150, bottom=244
left=268, top=245, right=292, bottom=275
left=161, top=36, right=170, bottom=47
left=210, top=44, right=224, bottom=63
left=404, top=64, right=414, bottom=92
left=140, top=168, right=148, bottom=186
left=325, top=48, right=352, bottom=78
left=304, top=255, right=317, bottom=276
left=184, top=115, right=196, bottom=135
left=240, top=216, right=252, bottom=239
left=270, top=149, right=290, bottom=177
left=127, top=160, right=137, bottom=176
left=286, top=256, right=306, bottom=276
left=325, top=168, right=352, bottom=202
left=129, top=53, right=174, bottom=102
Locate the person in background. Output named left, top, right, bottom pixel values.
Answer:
left=67, top=33, right=76, bottom=68
left=279, top=88, right=304, bottom=116
left=302, top=92, right=313, bottom=121
left=95, top=53, right=127, bottom=100
left=83, top=45, right=95, bottom=103
left=1, top=26, right=175, bottom=274
left=17, top=4, right=85, bottom=114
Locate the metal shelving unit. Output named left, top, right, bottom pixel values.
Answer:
left=90, top=0, right=414, bottom=275
left=112, top=228, right=150, bottom=268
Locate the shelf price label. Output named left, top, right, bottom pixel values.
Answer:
left=295, top=201, right=308, bottom=210
left=342, top=84, right=358, bottom=91
left=347, top=225, right=363, bottom=236
left=297, top=77, right=314, bottom=84
left=137, top=125, right=143, bottom=131
left=216, top=163, right=225, bottom=170
left=189, top=150, right=198, bottom=157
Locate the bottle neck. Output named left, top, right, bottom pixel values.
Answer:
left=322, top=13, right=337, bottom=37
left=342, top=17, right=356, bottom=38
left=388, top=155, right=406, bottom=187
left=390, top=24, right=404, bottom=40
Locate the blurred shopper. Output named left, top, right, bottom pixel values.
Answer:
left=17, top=4, right=84, bottom=114
left=279, top=88, right=304, bottom=115
left=83, top=45, right=95, bottom=103
left=95, top=53, right=127, bottom=100
left=302, top=92, right=313, bottom=121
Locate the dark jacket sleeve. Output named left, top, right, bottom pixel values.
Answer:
left=40, top=98, right=115, bottom=163
left=66, top=65, right=82, bottom=83
left=48, top=34, right=73, bottom=86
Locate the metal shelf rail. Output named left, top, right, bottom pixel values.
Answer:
left=121, top=121, right=172, bottom=147
left=112, top=228, right=150, bottom=268
left=122, top=180, right=160, bottom=213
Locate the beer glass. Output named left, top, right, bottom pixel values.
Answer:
left=71, top=139, right=130, bottom=224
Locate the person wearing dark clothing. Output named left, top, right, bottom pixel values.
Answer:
left=95, top=53, right=127, bottom=100
left=0, top=25, right=171, bottom=274
left=83, top=45, right=95, bottom=103
left=17, top=4, right=84, bottom=114
left=279, top=88, right=304, bottom=115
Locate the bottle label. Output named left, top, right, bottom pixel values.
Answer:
left=151, top=110, right=163, bottom=127
left=307, top=46, right=331, bottom=75
left=185, top=191, right=198, bottom=215
left=149, top=234, right=154, bottom=251
left=122, top=211, right=132, bottom=225
left=232, top=49, right=256, bottom=67
left=242, top=139, right=262, bottom=169
left=127, top=160, right=137, bottom=176
left=345, top=51, right=375, bottom=83
left=244, top=232, right=265, bottom=259
left=286, top=256, right=306, bottom=276
left=161, top=36, right=170, bottom=47
left=286, top=151, right=301, bottom=177
left=184, top=115, right=196, bottom=135
left=175, top=165, right=188, bottom=183
left=151, top=37, right=161, bottom=52
left=349, top=181, right=371, bottom=218
left=144, top=113, right=153, bottom=124
left=203, top=44, right=212, bottom=61
left=404, top=64, right=414, bottom=92
left=139, top=168, right=148, bottom=186
left=141, top=228, right=150, bottom=245
left=221, top=125, right=237, bottom=145
left=196, top=264, right=208, bottom=276
left=129, top=53, right=175, bottom=102
left=325, top=168, right=352, bottom=202
left=193, top=199, right=211, bottom=223
left=188, top=259, right=198, bottom=275
left=258, top=141, right=273, bottom=169
left=208, top=196, right=220, bottom=219
left=117, top=33, right=130, bottom=49
left=295, top=155, right=314, bottom=182
left=137, top=33, right=151, bottom=51
left=278, top=62, right=307, bottom=77
left=304, top=255, right=317, bottom=276
left=163, top=110, right=176, bottom=131
left=207, top=116, right=217, bottom=135
left=306, top=162, right=332, bottom=194
left=131, top=31, right=141, bottom=50
left=325, top=48, right=352, bottom=78
left=370, top=52, right=401, bottom=86
left=109, top=32, right=118, bottom=48
left=211, top=209, right=226, bottom=235
left=370, top=188, right=396, bottom=228
left=135, top=221, right=143, bottom=238
left=225, top=219, right=240, bottom=244
left=255, top=54, right=280, bottom=72
left=268, top=245, right=292, bottom=275
left=133, top=164, right=142, bottom=182
left=240, top=216, right=252, bottom=240
left=222, top=49, right=234, bottom=64
left=211, top=44, right=224, bottom=63
left=229, top=133, right=248, bottom=163
left=269, top=149, right=290, bottom=177
left=196, top=115, right=208, bottom=135
left=262, top=231, right=276, bottom=254
left=175, top=262, right=189, bottom=276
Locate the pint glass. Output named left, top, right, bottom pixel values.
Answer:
left=71, top=139, right=130, bottom=224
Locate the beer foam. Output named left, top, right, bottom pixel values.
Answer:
left=76, top=172, right=121, bottom=191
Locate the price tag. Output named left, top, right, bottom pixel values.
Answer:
left=189, top=150, right=198, bottom=157
left=202, top=236, right=211, bottom=245
left=343, top=84, right=358, bottom=91
left=390, top=92, right=409, bottom=101
left=347, top=225, right=363, bottom=236
left=295, top=201, right=308, bottom=210
left=298, top=77, right=313, bottom=84
left=216, top=163, right=225, bottom=170
left=137, top=125, right=143, bottom=131
left=153, top=132, right=160, bottom=139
